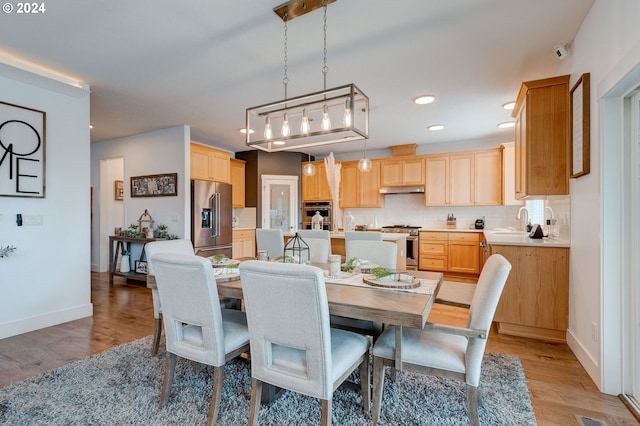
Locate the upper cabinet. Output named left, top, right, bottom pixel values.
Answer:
left=474, top=149, right=503, bottom=206
left=301, top=161, right=332, bottom=201
left=380, top=157, right=425, bottom=186
left=230, top=158, right=246, bottom=208
left=501, top=143, right=524, bottom=206
left=425, top=149, right=502, bottom=207
left=512, top=75, right=570, bottom=199
left=340, top=160, right=381, bottom=208
left=190, top=143, right=231, bottom=183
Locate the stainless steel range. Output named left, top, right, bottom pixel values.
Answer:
left=380, top=225, right=421, bottom=270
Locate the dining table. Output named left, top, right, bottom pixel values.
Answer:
left=148, top=260, right=443, bottom=373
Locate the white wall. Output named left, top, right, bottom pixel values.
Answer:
left=556, top=0, right=640, bottom=393
left=0, top=64, right=92, bottom=339
left=90, top=126, right=191, bottom=272
left=98, top=157, right=124, bottom=270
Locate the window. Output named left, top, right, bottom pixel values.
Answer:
left=526, top=200, right=544, bottom=225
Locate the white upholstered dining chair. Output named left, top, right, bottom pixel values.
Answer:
left=255, top=228, right=284, bottom=260
left=344, top=231, right=383, bottom=245
left=304, top=237, right=331, bottom=263
left=151, top=253, right=250, bottom=426
left=371, top=254, right=512, bottom=425
left=145, top=239, right=195, bottom=355
left=346, top=240, right=397, bottom=269
left=239, top=260, right=371, bottom=426
left=297, top=229, right=331, bottom=241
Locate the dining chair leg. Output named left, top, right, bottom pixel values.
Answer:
left=321, top=398, right=332, bottom=426
left=248, top=377, right=263, bottom=426
left=151, top=317, right=162, bottom=355
left=358, top=354, right=370, bottom=413
left=466, top=385, right=480, bottom=426
left=159, top=352, right=177, bottom=408
left=371, top=356, right=385, bottom=423
left=206, top=366, right=224, bottom=426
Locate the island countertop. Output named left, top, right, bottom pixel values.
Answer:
left=484, top=230, right=570, bottom=248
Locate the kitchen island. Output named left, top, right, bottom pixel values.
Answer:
left=485, top=230, right=570, bottom=342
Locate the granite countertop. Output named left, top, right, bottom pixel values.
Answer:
left=483, top=230, right=570, bottom=248
left=232, top=227, right=256, bottom=230
left=284, top=231, right=409, bottom=240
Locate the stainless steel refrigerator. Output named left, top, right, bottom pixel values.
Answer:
left=191, top=179, right=233, bottom=258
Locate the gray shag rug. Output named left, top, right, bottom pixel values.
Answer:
left=0, top=336, right=536, bottom=425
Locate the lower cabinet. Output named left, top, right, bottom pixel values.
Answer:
left=419, top=231, right=481, bottom=277
left=232, top=229, right=255, bottom=259
left=490, top=244, right=569, bottom=342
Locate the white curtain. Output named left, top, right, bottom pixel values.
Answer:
left=324, top=153, right=341, bottom=231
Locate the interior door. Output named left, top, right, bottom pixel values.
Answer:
left=261, top=175, right=298, bottom=233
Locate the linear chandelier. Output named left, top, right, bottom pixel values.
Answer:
left=245, top=0, right=369, bottom=153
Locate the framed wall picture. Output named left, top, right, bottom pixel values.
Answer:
left=135, top=260, right=148, bottom=274
left=130, top=173, right=178, bottom=197
left=114, top=180, right=124, bottom=200
left=570, top=73, right=590, bottom=178
left=0, top=101, right=46, bottom=198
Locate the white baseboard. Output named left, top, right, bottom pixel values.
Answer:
left=0, top=304, right=93, bottom=339
left=567, top=328, right=602, bottom=391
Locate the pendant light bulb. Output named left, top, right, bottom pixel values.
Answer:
left=303, top=161, right=316, bottom=176
left=300, top=108, right=310, bottom=134
left=358, top=157, right=372, bottom=172
left=264, top=116, right=273, bottom=140
left=281, top=113, right=290, bottom=137
left=358, top=140, right=372, bottom=172
left=343, top=99, right=352, bottom=127
left=321, top=105, right=331, bottom=130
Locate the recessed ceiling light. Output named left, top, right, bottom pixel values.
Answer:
left=497, top=121, right=515, bottom=129
left=89, top=124, right=94, bottom=130
left=273, top=140, right=286, bottom=145
left=240, top=128, right=255, bottom=134
left=502, top=101, right=516, bottom=110
left=413, top=95, right=436, bottom=105
left=427, top=124, right=445, bottom=131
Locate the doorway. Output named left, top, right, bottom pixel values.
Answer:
left=97, top=157, right=124, bottom=272
left=260, top=175, right=298, bottom=232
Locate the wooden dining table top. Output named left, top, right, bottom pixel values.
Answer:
left=148, top=263, right=443, bottom=330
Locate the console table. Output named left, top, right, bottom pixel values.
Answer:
left=109, top=236, right=162, bottom=285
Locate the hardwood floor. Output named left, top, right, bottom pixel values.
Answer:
left=0, top=272, right=637, bottom=425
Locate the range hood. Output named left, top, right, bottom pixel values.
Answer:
left=379, top=186, right=425, bottom=194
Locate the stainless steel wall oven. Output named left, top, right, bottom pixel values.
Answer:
left=302, top=201, right=332, bottom=230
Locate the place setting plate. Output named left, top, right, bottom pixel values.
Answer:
left=209, top=257, right=241, bottom=268
left=323, top=270, right=353, bottom=280
left=362, top=273, right=420, bottom=289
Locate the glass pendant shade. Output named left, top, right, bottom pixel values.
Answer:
left=264, top=116, right=273, bottom=140
left=343, top=99, right=352, bottom=126
left=358, top=157, right=372, bottom=172
left=303, top=161, right=316, bottom=176
left=321, top=105, right=331, bottom=130
left=300, top=108, right=311, bottom=133
left=281, top=113, right=290, bottom=137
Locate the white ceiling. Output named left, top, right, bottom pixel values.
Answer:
left=0, top=0, right=594, bottom=156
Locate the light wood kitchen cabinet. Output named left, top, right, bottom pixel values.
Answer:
left=340, top=160, right=381, bottom=208
left=190, top=143, right=231, bottom=183
left=474, top=149, right=503, bottom=205
left=490, top=244, right=569, bottom=342
left=230, top=158, right=246, bottom=208
left=513, top=75, right=570, bottom=199
left=501, top=143, right=524, bottom=206
left=302, top=161, right=331, bottom=201
left=425, top=149, right=502, bottom=206
left=447, top=232, right=480, bottom=273
left=379, top=157, right=425, bottom=186
left=419, top=231, right=481, bottom=276
left=232, top=229, right=255, bottom=259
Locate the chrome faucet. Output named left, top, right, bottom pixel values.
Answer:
left=516, top=206, right=529, bottom=230
left=545, top=206, right=555, bottom=221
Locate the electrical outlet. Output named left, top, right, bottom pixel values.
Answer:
left=591, top=322, right=598, bottom=342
